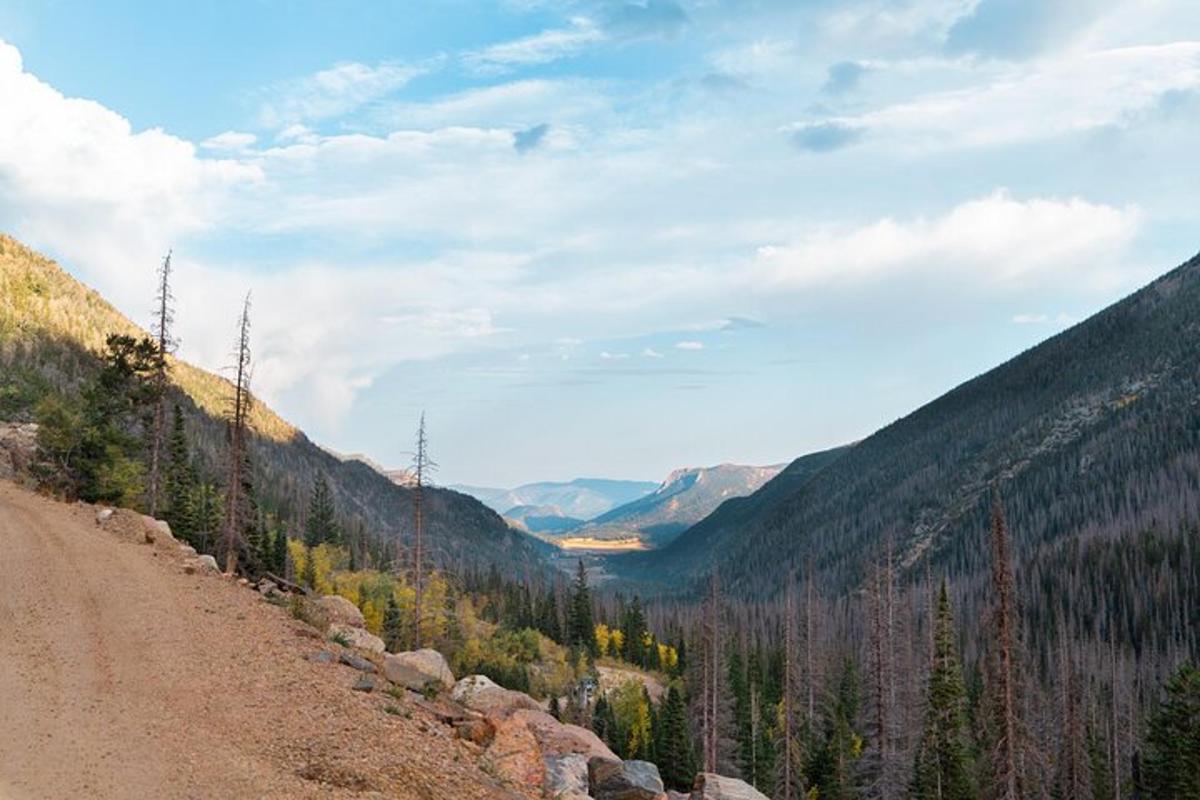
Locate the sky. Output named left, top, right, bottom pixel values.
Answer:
left=1, top=0, right=1199, bottom=487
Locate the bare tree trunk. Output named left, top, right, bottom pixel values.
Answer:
left=988, top=488, right=1020, bottom=800
left=410, top=412, right=434, bottom=649
left=221, top=293, right=252, bottom=576
left=147, top=250, right=173, bottom=517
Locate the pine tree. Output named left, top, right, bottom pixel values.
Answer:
left=305, top=473, right=340, bottom=547
left=567, top=560, right=598, bottom=657
left=146, top=250, right=174, bottom=518
left=657, top=684, right=698, bottom=791
left=163, top=404, right=196, bottom=544
left=910, top=581, right=976, bottom=800
left=983, top=489, right=1022, bottom=800
left=383, top=593, right=405, bottom=653
left=621, top=596, right=648, bottom=666
left=593, top=695, right=620, bottom=754
left=808, top=657, right=861, bottom=800
left=1141, top=663, right=1200, bottom=798
left=272, top=527, right=288, bottom=577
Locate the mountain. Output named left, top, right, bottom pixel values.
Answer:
left=0, top=234, right=550, bottom=573
left=503, top=504, right=588, bottom=534
left=620, top=249, right=1200, bottom=599
left=572, top=462, right=788, bottom=548
left=453, top=478, right=659, bottom=521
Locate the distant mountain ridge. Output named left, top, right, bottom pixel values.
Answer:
left=0, top=235, right=550, bottom=574
left=619, top=249, right=1200, bottom=600
left=452, top=478, right=659, bottom=521
left=575, top=462, right=787, bottom=547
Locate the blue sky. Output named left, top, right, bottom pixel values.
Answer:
left=2, top=0, right=1199, bottom=486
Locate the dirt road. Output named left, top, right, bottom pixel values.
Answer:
left=0, top=482, right=521, bottom=799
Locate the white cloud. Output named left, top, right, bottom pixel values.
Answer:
left=810, top=43, right=1200, bottom=150
left=675, top=340, right=705, bottom=350
left=463, top=17, right=605, bottom=74
left=754, top=190, right=1142, bottom=295
left=642, top=348, right=664, bottom=358
left=201, top=131, right=257, bottom=151
left=258, top=61, right=425, bottom=128
left=0, top=39, right=259, bottom=310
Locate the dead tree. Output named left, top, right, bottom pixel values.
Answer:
left=778, top=573, right=805, bottom=799
left=147, top=250, right=174, bottom=517
left=411, top=412, right=436, bottom=648
left=985, top=488, right=1021, bottom=800
left=701, top=569, right=722, bottom=773
left=220, top=293, right=253, bottom=575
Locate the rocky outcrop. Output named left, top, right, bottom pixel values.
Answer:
left=484, top=711, right=544, bottom=789
left=588, top=758, right=665, bottom=800
left=545, top=753, right=590, bottom=799
left=316, top=595, right=365, bottom=628
left=330, top=624, right=386, bottom=655
left=689, top=774, right=768, bottom=800
left=508, top=709, right=616, bottom=762
left=383, top=649, right=454, bottom=691
left=452, top=675, right=542, bottom=719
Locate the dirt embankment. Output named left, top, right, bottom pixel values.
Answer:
left=0, top=481, right=526, bottom=800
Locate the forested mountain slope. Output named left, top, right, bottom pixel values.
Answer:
left=622, top=250, right=1200, bottom=598
left=0, top=234, right=549, bottom=573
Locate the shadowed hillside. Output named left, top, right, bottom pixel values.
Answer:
left=0, top=234, right=550, bottom=574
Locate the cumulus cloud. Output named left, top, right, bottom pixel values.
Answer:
left=0, top=39, right=258, bottom=309
left=754, top=190, right=1142, bottom=294
left=258, top=61, right=424, bottom=128
left=201, top=131, right=258, bottom=151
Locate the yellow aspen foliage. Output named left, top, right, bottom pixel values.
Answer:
left=361, top=599, right=383, bottom=635
left=419, top=572, right=450, bottom=645
left=595, top=623, right=611, bottom=654
left=657, top=643, right=678, bottom=671
left=627, top=697, right=653, bottom=760
left=609, top=629, right=625, bottom=656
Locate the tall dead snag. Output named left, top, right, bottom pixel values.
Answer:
left=410, top=412, right=435, bottom=648
left=220, top=293, right=253, bottom=575
left=777, top=572, right=805, bottom=800
left=147, top=250, right=174, bottom=517
left=868, top=545, right=898, bottom=799
left=985, top=487, right=1020, bottom=800
left=701, top=569, right=722, bottom=773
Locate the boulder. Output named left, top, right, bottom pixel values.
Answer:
left=689, top=774, right=768, bottom=800
left=329, top=624, right=386, bottom=655
left=452, top=675, right=542, bottom=719
left=509, top=709, right=617, bottom=762
left=257, top=579, right=278, bottom=596
left=141, top=516, right=174, bottom=544
left=196, top=554, right=218, bottom=572
left=383, top=649, right=455, bottom=691
left=96, top=508, right=115, bottom=525
left=339, top=651, right=377, bottom=673
left=308, top=651, right=336, bottom=664
left=485, top=712, right=544, bottom=790
left=316, top=594, right=366, bottom=629
left=352, top=675, right=376, bottom=692
left=178, top=544, right=197, bottom=557
left=545, top=753, right=591, bottom=800
left=668, top=793, right=690, bottom=800
left=588, top=758, right=665, bottom=800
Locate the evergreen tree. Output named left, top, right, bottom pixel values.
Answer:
left=549, top=695, right=562, bottom=721
left=593, top=695, right=620, bottom=754
left=301, top=544, right=317, bottom=590
left=163, top=404, right=197, bottom=545
left=383, top=593, right=405, bottom=653
left=621, top=597, right=649, bottom=666
left=1141, top=663, right=1200, bottom=798
left=657, top=684, right=698, bottom=791
left=911, top=582, right=976, bottom=800
left=808, top=657, right=862, bottom=800
left=567, top=560, right=598, bottom=657
left=272, top=527, right=288, bottom=577
left=305, top=473, right=340, bottom=547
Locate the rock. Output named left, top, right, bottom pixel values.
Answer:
left=589, top=758, right=664, bottom=800
left=509, top=709, right=617, bottom=762
left=183, top=562, right=197, bottom=575
left=196, top=554, right=218, bottom=572
left=237, top=577, right=250, bottom=587
left=96, top=508, right=115, bottom=525
left=383, top=649, right=455, bottom=692
left=308, top=651, right=336, bottom=664
left=178, top=544, right=197, bottom=557
left=258, top=579, right=278, bottom=596
left=352, top=675, right=376, bottom=692
left=316, top=595, right=365, bottom=628
left=454, top=718, right=495, bottom=747
left=140, top=516, right=174, bottom=544
left=689, top=774, right=769, bottom=800
left=545, top=753, right=591, bottom=800
left=452, top=675, right=542, bottom=719
left=667, top=793, right=690, bottom=800
left=485, top=711, right=544, bottom=790
left=329, top=624, right=386, bottom=655
left=339, top=651, right=377, bottom=673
